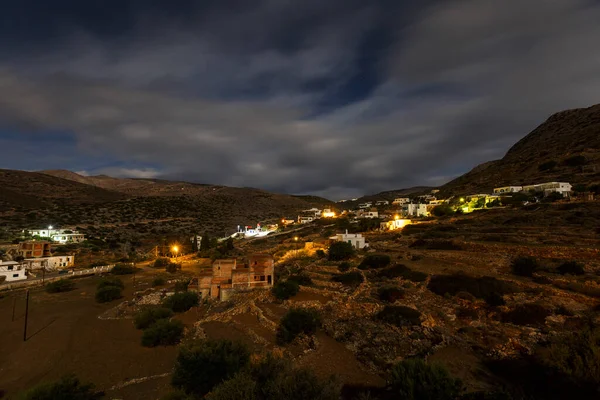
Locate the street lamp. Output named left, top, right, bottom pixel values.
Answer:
left=172, top=245, right=179, bottom=261
left=294, top=237, right=299, bottom=256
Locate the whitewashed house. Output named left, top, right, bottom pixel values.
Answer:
left=375, top=200, right=389, bottom=206
left=364, top=209, right=379, bottom=219
left=0, top=261, right=27, bottom=282
left=405, top=204, right=429, bottom=217
left=298, top=215, right=314, bottom=224
left=493, top=186, right=523, bottom=194
left=330, top=230, right=368, bottom=249
left=358, top=202, right=372, bottom=209
left=24, top=256, right=75, bottom=270
left=392, top=198, right=410, bottom=205
left=522, top=182, right=572, bottom=196
left=51, top=233, right=86, bottom=244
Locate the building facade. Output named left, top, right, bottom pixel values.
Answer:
left=25, top=256, right=75, bottom=270
left=405, top=204, right=429, bottom=217
left=18, top=241, right=52, bottom=258
left=0, top=261, right=27, bottom=282
left=392, top=198, right=410, bottom=205
left=330, top=230, right=368, bottom=249
left=522, top=182, right=572, bottom=195
left=493, top=186, right=523, bottom=194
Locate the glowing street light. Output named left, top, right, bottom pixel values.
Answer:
left=172, top=245, right=179, bottom=260
left=394, top=215, right=400, bottom=220
left=459, top=198, right=465, bottom=203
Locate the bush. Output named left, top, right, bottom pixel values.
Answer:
left=538, top=160, right=558, bottom=171
left=358, top=254, right=391, bottom=270
left=95, top=285, right=122, bottom=303
left=174, top=279, right=191, bottom=292
left=338, top=262, right=352, bottom=272
left=163, top=291, right=199, bottom=312
left=21, top=374, right=101, bottom=400
left=332, top=271, right=364, bottom=286
left=376, top=305, right=421, bottom=327
left=288, top=274, right=312, bottom=286
left=328, top=241, right=355, bottom=261
left=511, top=257, right=539, bottom=277
left=315, top=249, right=326, bottom=258
left=45, top=279, right=75, bottom=293
left=409, top=239, right=462, bottom=250
left=272, top=280, right=300, bottom=300
left=277, top=308, right=321, bottom=344
left=166, top=262, right=180, bottom=274
left=564, top=155, right=587, bottom=167
left=378, top=286, right=404, bottom=303
left=502, top=303, right=551, bottom=327
left=432, top=204, right=455, bottom=217
left=134, top=307, right=174, bottom=329
left=97, top=277, right=124, bottom=290
left=111, top=263, right=137, bottom=275
left=428, top=273, right=516, bottom=300
left=484, top=292, right=506, bottom=307
left=378, top=264, right=428, bottom=282
left=208, top=353, right=339, bottom=400
left=389, top=359, right=463, bottom=400
left=141, top=319, right=184, bottom=347
left=557, top=261, right=585, bottom=276
left=154, top=257, right=170, bottom=268
left=172, top=339, right=251, bottom=397
left=153, top=277, right=166, bottom=287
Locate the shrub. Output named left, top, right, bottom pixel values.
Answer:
left=174, top=279, right=191, bottom=292
left=172, top=339, right=251, bottom=397
left=332, top=271, right=364, bottom=286
left=389, top=359, right=463, bottom=400
left=484, top=292, right=506, bottom=307
left=378, top=264, right=428, bottom=282
left=428, top=273, right=516, bottom=299
left=316, top=249, right=326, bottom=258
left=45, top=279, right=75, bottom=293
left=338, top=262, right=351, bottom=272
left=510, top=256, right=539, bottom=277
left=502, top=303, right=551, bottom=327
left=21, top=374, right=101, bottom=400
left=163, top=291, right=199, bottom=312
left=328, top=241, right=355, bottom=261
left=432, top=204, right=455, bottom=217
left=377, top=305, right=421, bottom=327
left=538, top=160, right=558, bottom=171
left=141, top=319, right=184, bottom=347
left=378, top=286, right=404, bottom=303
left=111, top=263, right=137, bottom=275
left=97, top=277, right=124, bottom=290
left=134, top=307, right=174, bottom=329
left=409, top=239, right=462, bottom=250
left=272, top=280, right=300, bottom=300
left=95, top=285, right=122, bottom=303
left=277, top=308, right=321, bottom=344
left=564, top=155, right=587, bottom=167
left=358, top=254, right=391, bottom=270
left=166, top=262, right=180, bottom=274
left=154, top=257, right=170, bottom=268
left=287, top=274, right=312, bottom=286
left=153, top=277, right=166, bottom=287
left=557, top=261, right=585, bottom=276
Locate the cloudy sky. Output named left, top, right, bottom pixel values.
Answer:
left=1, top=0, right=599, bottom=199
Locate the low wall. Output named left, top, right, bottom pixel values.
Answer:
left=0, top=265, right=114, bottom=291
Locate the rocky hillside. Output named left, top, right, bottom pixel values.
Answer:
left=442, top=104, right=600, bottom=194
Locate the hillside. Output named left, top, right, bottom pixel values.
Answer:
left=441, top=103, right=600, bottom=194
left=339, top=186, right=434, bottom=209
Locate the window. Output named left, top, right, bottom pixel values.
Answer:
left=260, top=275, right=265, bottom=281
left=13, top=274, right=19, bottom=278
left=8, top=265, right=13, bottom=270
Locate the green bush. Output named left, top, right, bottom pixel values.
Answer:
left=45, top=279, right=75, bottom=293
left=111, top=263, right=137, bottom=275
left=378, top=286, right=404, bottom=303
left=277, top=308, right=321, bottom=345
left=389, top=359, right=463, bottom=400
left=162, top=291, right=199, bottom=312
left=272, top=280, right=300, bottom=300
left=378, top=264, right=428, bottom=282
left=172, top=339, right=251, bottom=397
left=338, top=262, right=352, bottom=272
left=134, top=307, right=174, bottom=329
left=95, top=285, right=122, bottom=303
left=328, top=241, right=355, bottom=261
left=332, top=271, right=364, bottom=286
left=153, top=277, right=166, bottom=287
left=154, top=257, right=170, bottom=268
left=287, top=274, right=312, bottom=286
left=141, top=319, right=184, bottom=347
left=502, top=303, right=551, bottom=327
left=376, top=305, right=421, bottom=327
left=557, top=261, right=585, bottom=276
left=428, top=273, right=516, bottom=300
left=358, top=254, right=391, bottom=270
left=21, top=374, right=101, bottom=400
left=511, top=257, right=539, bottom=277
left=97, top=277, right=124, bottom=290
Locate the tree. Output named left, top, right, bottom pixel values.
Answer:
left=277, top=308, right=321, bottom=345
left=389, top=359, right=463, bottom=400
left=162, top=291, right=199, bottom=312
left=272, top=280, right=300, bottom=300
left=21, top=374, right=102, bottom=400
left=172, top=339, right=251, bottom=397
left=201, top=234, right=212, bottom=251
left=328, top=241, right=354, bottom=261
left=95, top=285, right=122, bottom=303
left=134, top=307, right=174, bottom=330
left=45, top=279, right=75, bottom=293
left=432, top=204, right=454, bottom=217
left=141, top=319, right=184, bottom=347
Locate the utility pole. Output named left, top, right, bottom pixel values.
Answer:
left=11, top=296, right=16, bottom=322
left=23, top=290, right=30, bottom=341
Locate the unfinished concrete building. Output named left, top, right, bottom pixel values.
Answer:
left=196, top=254, right=274, bottom=301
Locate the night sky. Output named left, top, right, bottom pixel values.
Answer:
left=1, top=1, right=599, bottom=199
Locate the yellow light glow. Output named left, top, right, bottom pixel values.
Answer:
left=460, top=198, right=465, bottom=202
left=322, top=211, right=336, bottom=218
left=172, top=245, right=179, bottom=253
left=294, top=236, right=298, bottom=241
left=394, top=214, right=399, bottom=220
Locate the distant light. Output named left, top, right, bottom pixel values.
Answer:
left=459, top=198, right=465, bottom=203
left=394, top=215, right=400, bottom=220
left=294, top=236, right=298, bottom=241
left=172, top=245, right=179, bottom=253
left=48, top=225, right=53, bottom=230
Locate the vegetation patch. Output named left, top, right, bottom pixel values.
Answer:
left=45, top=279, right=75, bottom=293
left=272, top=280, right=300, bottom=300
left=97, top=276, right=124, bottom=290
left=378, top=286, right=405, bottom=303
left=428, top=273, right=516, bottom=303
left=376, top=305, right=421, bottom=327
left=358, top=254, right=391, bottom=270
left=163, top=291, right=199, bottom=312
left=327, top=241, right=355, bottom=261
left=338, top=261, right=352, bottom=272
left=287, top=273, right=313, bottom=286
left=95, top=285, right=123, bottom=303
left=111, top=263, right=138, bottom=275
left=277, top=308, right=321, bottom=345
left=141, top=319, right=184, bottom=347
left=152, top=277, right=166, bottom=287
left=20, top=374, right=101, bottom=400
left=378, top=264, right=428, bottom=282
left=332, top=271, right=364, bottom=286
left=389, top=359, right=463, bottom=400
left=134, top=307, right=174, bottom=330
left=557, top=261, right=585, bottom=276
left=409, top=239, right=463, bottom=250
left=511, top=256, right=540, bottom=277
left=502, top=303, right=551, bottom=327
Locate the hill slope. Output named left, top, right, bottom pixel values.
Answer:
left=442, top=103, right=600, bottom=194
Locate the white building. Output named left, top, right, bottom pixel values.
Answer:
left=375, top=200, right=389, bottom=206
left=24, top=256, right=75, bottom=270
left=298, top=216, right=314, bottom=224
left=522, top=182, right=572, bottom=195
left=363, top=209, right=379, bottom=219
left=51, top=233, right=86, bottom=244
left=330, top=230, right=368, bottom=249
left=358, top=202, right=372, bottom=209
left=493, top=186, right=523, bottom=194
left=405, top=204, right=429, bottom=217
left=0, top=261, right=27, bottom=282
left=392, top=198, right=410, bottom=205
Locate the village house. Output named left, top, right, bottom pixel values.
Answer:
left=522, top=182, right=572, bottom=196
left=330, top=230, right=368, bottom=249
left=18, top=241, right=52, bottom=258
left=493, top=186, right=523, bottom=194
left=381, top=218, right=412, bottom=231
left=281, top=218, right=295, bottom=226
left=375, top=200, right=389, bottom=206
left=363, top=208, right=379, bottom=219
left=297, top=215, right=314, bottom=224
left=404, top=204, right=429, bottom=217
left=392, top=197, right=410, bottom=205
left=28, top=228, right=85, bottom=243
left=24, top=256, right=75, bottom=270
left=51, top=233, right=86, bottom=244
left=321, top=208, right=336, bottom=218
left=0, top=261, right=27, bottom=282
left=195, top=254, right=274, bottom=301
left=358, top=202, right=372, bottom=209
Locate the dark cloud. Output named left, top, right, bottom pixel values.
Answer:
left=0, top=0, right=599, bottom=199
